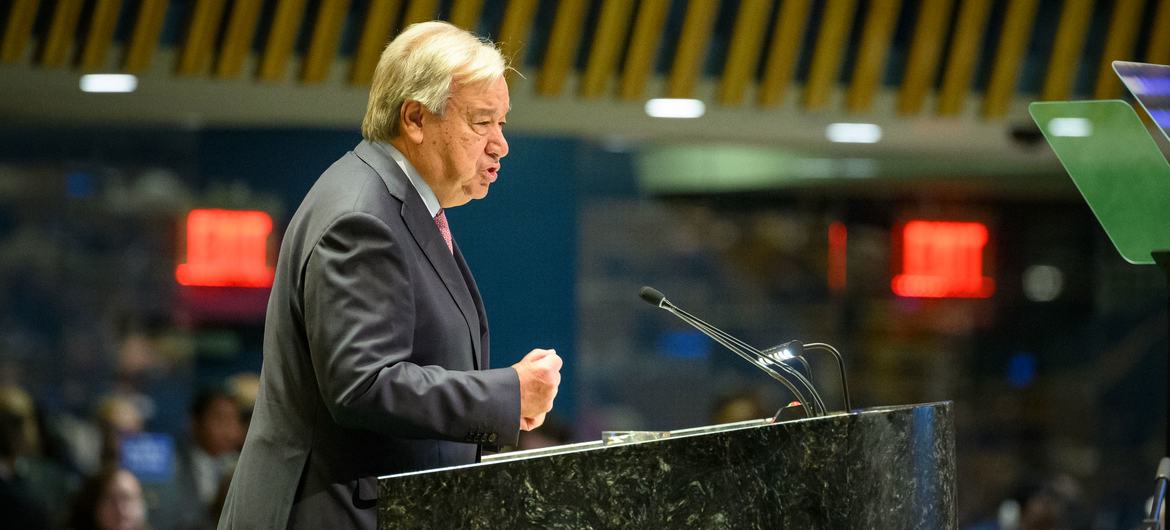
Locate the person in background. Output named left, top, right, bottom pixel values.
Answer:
left=96, top=394, right=146, bottom=469
left=151, top=389, right=243, bottom=530
left=224, top=373, right=259, bottom=435
left=185, top=390, right=243, bottom=499
left=0, top=384, right=78, bottom=528
left=218, top=20, right=562, bottom=530
left=964, top=474, right=1087, bottom=530
left=1, top=407, right=51, bottom=529
left=70, top=467, right=150, bottom=530
left=710, top=390, right=769, bottom=424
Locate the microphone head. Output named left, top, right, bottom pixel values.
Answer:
left=1158, top=457, right=1170, bottom=479
left=639, top=286, right=667, bottom=307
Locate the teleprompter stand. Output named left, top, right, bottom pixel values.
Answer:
left=1032, top=79, right=1170, bottom=457
left=1031, top=63, right=1170, bottom=524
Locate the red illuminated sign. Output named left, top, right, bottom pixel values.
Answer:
left=176, top=209, right=275, bottom=288
left=828, top=222, right=847, bottom=291
left=892, top=220, right=994, bottom=298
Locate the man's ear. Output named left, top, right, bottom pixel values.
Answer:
left=400, top=100, right=426, bottom=144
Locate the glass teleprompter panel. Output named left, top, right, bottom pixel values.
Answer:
left=1029, top=100, right=1170, bottom=264
left=1114, top=60, right=1170, bottom=143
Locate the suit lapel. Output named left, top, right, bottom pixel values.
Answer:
left=452, top=243, right=489, bottom=369
left=399, top=199, right=482, bottom=369
left=354, top=141, right=482, bottom=369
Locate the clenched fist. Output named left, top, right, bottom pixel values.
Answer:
left=512, top=348, right=562, bottom=431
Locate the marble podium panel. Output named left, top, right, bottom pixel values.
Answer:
left=379, top=402, right=955, bottom=529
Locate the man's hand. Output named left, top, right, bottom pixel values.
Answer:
left=512, top=348, right=562, bottom=431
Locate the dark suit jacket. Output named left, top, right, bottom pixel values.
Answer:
left=218, top=140, right=521, bottom=530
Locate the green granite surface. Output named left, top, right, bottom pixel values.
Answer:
left=379, top=402, right=955, bottom=529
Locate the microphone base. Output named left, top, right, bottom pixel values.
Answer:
left=771, top=401, right=809, bottom=423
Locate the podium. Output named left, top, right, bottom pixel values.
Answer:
left=377, top=402, right=955, bottom=528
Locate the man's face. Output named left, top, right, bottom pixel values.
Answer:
left=416, top=77, right=510, bottom=207
left=194, top=396, right=243, bottom=456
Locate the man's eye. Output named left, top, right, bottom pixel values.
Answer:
left=476, top=121, right=490, bottom=126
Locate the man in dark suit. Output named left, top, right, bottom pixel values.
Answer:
left=218, top=21, right=562, bottom=530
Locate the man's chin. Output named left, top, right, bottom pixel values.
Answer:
left=464, top=184, right=490, bottom=200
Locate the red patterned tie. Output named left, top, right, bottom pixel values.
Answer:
left=434, top=209, right=453, bottom=254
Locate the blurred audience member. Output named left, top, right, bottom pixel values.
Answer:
left=185, top=389, right=243, bottom=502
left=151, top=388, right=243, bottom=530
left=224, top=373, right=259, bottom=433
left=70, top=467, right=149, bottom=530
left=0, top=385, right=39, bottom=454
left=97, top=394, right=146, bottom=469
left=1, top=407, right=51, bottom=529
left=710, top=390, right=769, bottom=424
left=966, top=474, right=1087, bottom=530
left=1, top=384, right=78, bottom=528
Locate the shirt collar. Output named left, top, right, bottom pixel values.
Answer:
left=373, top=141, right=441, bottom=218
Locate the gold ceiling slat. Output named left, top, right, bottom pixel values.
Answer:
left=717, top=0, right=772, bottom=106
left=845, top=0, right=902, bottom=113
left=41, top=0, right=84, bottom=67
left=758, top=0, right=812, bottom=106
left=79, top=0, right=124, bottom=71
left=349, top=0, right=402, bottom=85
left=497, top=0, right=539, bottom=82
left=1093, top=0, right=1145, bottom=99
left=982, top=0, right=1039, bottom=118
left=896, top=0, right=953, bottom=115
left=301, top=0, right=352, bottom=83
left=1040, top=0, right=1095, bottom=101
left=537, top=0, right=588, bottom=96
left=618, top=0, right=669, bottom=100
left=449, top=0, right=485, bottom=31
left=123, top=0, right=170, bottom=73
left=403, top=0, right=440, bottom=27
left=259, top=0, right=309, bottom=82
left=580, top=0, right=635, bottom=99
left=1, top=0, right=40, bottom=64
left=803, top=0, right=857, bottom=110
left=178, top=0, right=227, bottom=76
left=1144, top=0, right=1170, bottom=65
left=216, top=1, right=265, bottom=78
left=937, top=0, right=992, bottom=116
left=666, top=0, right=720, bottom=99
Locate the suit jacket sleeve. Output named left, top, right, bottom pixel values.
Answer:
left=302, top=211, right=520, bottom=445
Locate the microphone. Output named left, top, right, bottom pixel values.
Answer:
left=639, top=286, right=666, bottom=307
left=646, top=287, right=852, bottom=412
left=638, top=286, right=828, bottom=416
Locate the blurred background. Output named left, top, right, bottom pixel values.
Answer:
left=2, top=0, right=1169, bottom=528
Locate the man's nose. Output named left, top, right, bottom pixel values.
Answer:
left=488, top=128, right=508, bottom=160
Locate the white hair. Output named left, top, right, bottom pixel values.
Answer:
left=362, top=21, right=508, bottom=142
